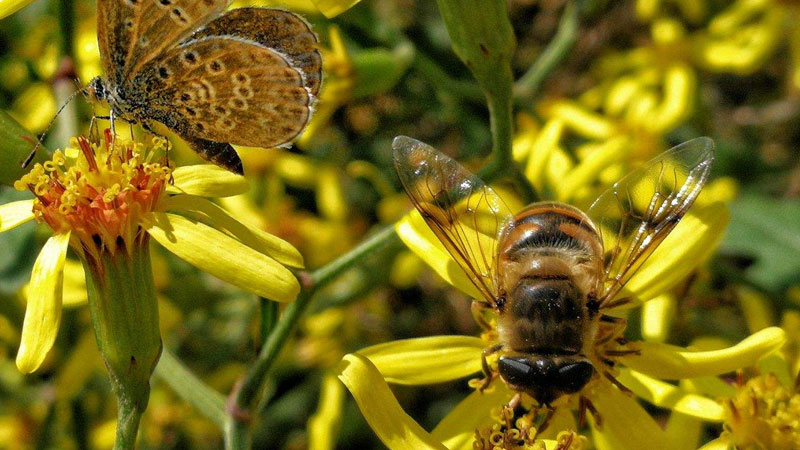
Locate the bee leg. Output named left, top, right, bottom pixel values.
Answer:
left=534, top=406, right=556, bottom=437
left=579, top=395, right=601, bottom=428
left=602, top=371, right=633, bottom=396
left=471, top=301, right=492, bottom=330
left=599, top=296, right=633, bottom=310
left=478, top=344, right=502, bottom=392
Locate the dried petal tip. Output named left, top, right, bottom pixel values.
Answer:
left=14, top=132, right=172, bottom=258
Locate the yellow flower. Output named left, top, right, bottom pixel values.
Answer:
left=334, top=191, right=786, bottom=450
left=0, top=133, right=303, bottom=373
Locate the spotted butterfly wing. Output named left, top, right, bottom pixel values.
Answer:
left=392, top=136, right=515, bottom=307
left=190, top=8, right=322, bottom=96
left=97, top=0, right=229, bottom=85
left=133, top=36, right=312, bottom=172
left=94, top=1, right=320, bottom=174
left=586, top=137, right=715, bottom=306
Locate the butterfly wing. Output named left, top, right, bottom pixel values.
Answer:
left=393, top=136, right=515, bottom=306
left=189, top=8, right=322, bottom=96
left=586, top=137, right=714, bottom=306
left=96, top=0, right=229, bottom=84
left=137, top=36, right=313, bottom=151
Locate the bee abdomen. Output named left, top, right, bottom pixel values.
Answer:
left=507, top=279, right=585, bottom=354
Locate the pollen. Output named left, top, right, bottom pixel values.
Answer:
left=721, top=373, right=800, bottom=450
left=473, top=405, right=587, bottom=450
left=14, top=131, right=172, bottom=256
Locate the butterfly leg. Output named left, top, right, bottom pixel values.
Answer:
left=478, top=344, right=502, bottom=392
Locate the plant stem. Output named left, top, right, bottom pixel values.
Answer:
left=154, top=349, right=227, bottom=428
left=225, top=225, right=401, bottom=447
left=114, top=402, right=142, bottom=450
left=513, top=1, right=579, bottom=103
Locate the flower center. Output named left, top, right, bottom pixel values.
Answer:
left=15, top=130, right=172, bottom=256
left=722, top=373, right=800, bottom=450
left=473, top=404, right=588, bottom=450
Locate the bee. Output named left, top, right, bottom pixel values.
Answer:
left=392, top=136, right=714, bottom=406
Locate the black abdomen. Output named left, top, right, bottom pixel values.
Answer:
left=509, top=278, right=585, bottom=354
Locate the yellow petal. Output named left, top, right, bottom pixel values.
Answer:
left=359, top=336, right=484, bottom=385
left=696, top=438, right=730, bottom=450
left=167, top=164, right=248, bottom=198
left=395, top=212, right=483, bottom=300
left=617, top=368, right=724, bottom=421
left=621, top=327, right=785, bottom=380
left=162, top=195, right=303, bottom=268
left=0, top=200, right=34, bottom=232
left=557, top=137, right=629, bottom=201
left=736, top=286, right=774, bottom=334
left=143, top=212, right=299, bottom=302
left=641, top=293, right=676, bottom=343
left=664, top=412, right=703, bottom=450
left=310, top=0, right=361, bottom=17
left=308, top=372, right=345, bottom=450
left=590, top=382, right=669, bottom=450
left=431, top=383, right=514, bottom=450
left=16, top=231, right=70, bottom=373
left=337, top=353, right=448, bottom=450
left=0, top=0, right=34, bottom=19
left=21, top=258, right=87, bottom=307
left=624, top=202, right=730, bottom=301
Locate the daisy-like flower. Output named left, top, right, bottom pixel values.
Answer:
left=0, top=131, right=303, bottom=445
left=337, top=191, right=786, bottom=450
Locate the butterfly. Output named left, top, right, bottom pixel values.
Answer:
left=84, top=0, right=322, bottom=174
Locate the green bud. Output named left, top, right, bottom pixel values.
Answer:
left=82, top=233, right=161, bottom=449
left=0, top=111, right=46, bottom=186
left=434, top=0, right=516, bottom=95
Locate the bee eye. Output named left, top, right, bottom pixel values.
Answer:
left=555, top=361, right=593, bottom=393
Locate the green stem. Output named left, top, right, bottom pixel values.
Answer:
left=259, top=300, right=279, bottom=344
left=154, top=349, right=227, bottom=428
left=114, top=403, right=142, bottom=450
left=513, top=1, right=579, bottom=103
left=225, top=225, right=400, bottom=447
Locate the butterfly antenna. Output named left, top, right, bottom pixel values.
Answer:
left=20, top=86, right=84, bottom=168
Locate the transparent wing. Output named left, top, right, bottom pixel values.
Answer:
left=393, top=136, right=515, bottom=306
left=587, top=137, right=714, bottom=305
left=96, top=0, right=229, bottom=84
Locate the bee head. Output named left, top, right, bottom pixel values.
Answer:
left=497, top=354, right=594, bottom=405
left=84, top=77, right=108, bottom=103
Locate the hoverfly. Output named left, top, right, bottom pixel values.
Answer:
left=392, top=136, right=714, bottom=406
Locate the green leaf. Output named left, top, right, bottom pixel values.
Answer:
left=720, top=193, right=800, bottom=291
left=0, top=111, right=47, bottom=186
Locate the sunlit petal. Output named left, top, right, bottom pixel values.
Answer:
left=143, top=212, right=299, bottom=302
left=664, top=412, right=704, bottom=450
left=167, top=164, right=248, bottom=198
left=590, top=382, right=669, bottom=450
left=396, top=212, right=483, bottom=300
left=162, top=195, right=304, bottom=268
left=622, top=327, right=785, bottom=379
left=431, top=383, right=514, bottom=450
left=696, top=438, right=730, bottom=450
left=641, top=293, right=675, bottom=343
left=0, top=200, right=34, bottom=232
left=16, top=231, right=70, bottom=373
left=309, top=372, right=345, bottom=450
left=310, top=0, right=362, bottom=18
left=359, top=336, right=484, bottom=385
left=617, top=368, right=724, bottom=421
left=337, top=353, right=448, bottom=450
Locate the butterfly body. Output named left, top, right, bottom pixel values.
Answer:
left=392, top=136, right=714, bottom=406
left=88, top=1, right=322, bottom=174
